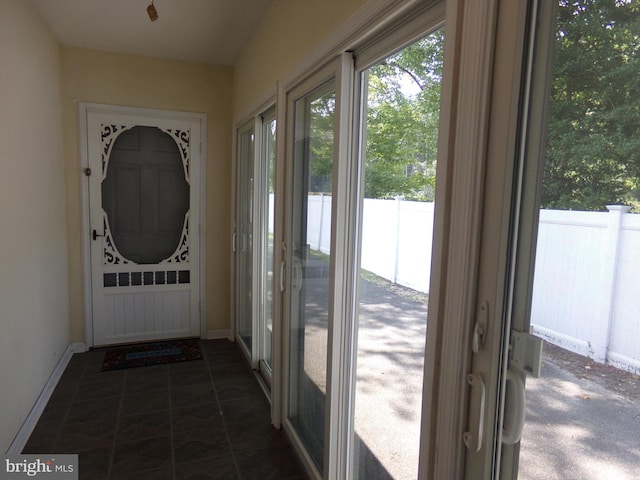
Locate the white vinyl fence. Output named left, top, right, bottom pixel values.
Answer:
left=304, top=195, right=434, bottom=293
left=531, top=206, right=640, bottom=375
left=297, top=196, right=640, bottom=374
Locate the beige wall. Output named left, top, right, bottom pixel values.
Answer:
left=60, top=47, right=234, bottom=342
left=0, top=0, right=69, bottom=452
left=232, top=0, right=368, bottom=119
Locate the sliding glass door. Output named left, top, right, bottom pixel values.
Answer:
left=235, top=108, right=277, bottom=389
left=281, top=6, right=448, bottom=477
left=498, top=1, right=640, bottom=479
left=274, top=1, right=564, bottom=478
left=235, top=123, right=255, bottom=353
left=257, top=109, right=277, bottom=383
left=286, top=76, right=336, bottom=473
left=351, top=28, right=444, bottom=480
left=235, top=0, right=629, bottom=478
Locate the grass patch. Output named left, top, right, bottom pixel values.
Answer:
left=309, top=249, right=428, bottom=305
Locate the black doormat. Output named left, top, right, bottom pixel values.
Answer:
left=100, top=339, right=202, bottom=371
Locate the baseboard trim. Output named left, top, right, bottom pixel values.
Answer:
left=206, top=329, right=232, bottom=340
left=6, top=342, right=86, bottom=455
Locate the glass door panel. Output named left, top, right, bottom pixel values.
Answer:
left=235, top=106, right=276, bottom=388
left=236, top=124, right=255, bottom=354
left=508, top=1, right=640, bottom=479
left=288, top=80, right=336, bottom=472
left=259, top=112, right=277, bottom=381
left=352, top=30, right=444, bottom=480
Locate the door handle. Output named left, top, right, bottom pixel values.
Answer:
left=92, top=229, right=105, bottom=241
left=280, top=261, right=286, bottom=292
left=502, top=369, right=526, bottom=444
left=463, top=373, right=486, bottom=452
left=292, top=259, right=303, bottom=291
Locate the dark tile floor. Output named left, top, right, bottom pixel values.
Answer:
left=22, top=339, right=308, bottom=480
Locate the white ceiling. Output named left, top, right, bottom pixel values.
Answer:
left=31, top=0, right=273, bottom=65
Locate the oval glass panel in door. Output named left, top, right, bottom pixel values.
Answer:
left=102, top=126, right=189, bottom=264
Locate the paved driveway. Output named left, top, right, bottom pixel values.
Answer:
left=301, top=255, right=640, bottom=478
left=520, top=353, right=640, bottom=479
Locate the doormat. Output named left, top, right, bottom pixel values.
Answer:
left=100, top=339, right=202, bottom=371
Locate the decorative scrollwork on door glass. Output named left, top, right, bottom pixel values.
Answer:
left=102, top=212, right=129, bottom=265
left=162, top=128, right=191, bottom=184
left=162, top=212, right=189, bottom=263
left=101, top=125, right=131, bottom=178
left=100, top=124, right=191, bottom=266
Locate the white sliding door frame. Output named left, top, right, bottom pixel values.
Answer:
left=280, top=57, right=341, bottom=480
left=499, top=1, right=560, bottom=478
left=255, top=106, right=277, bottom=389
left=455, top=0, right=538, bottom=478
left=232, top=102, right=277, bottom=383
left=233, top=119, right=255, bottom=363
left=254, top=0, right=539, bottom=478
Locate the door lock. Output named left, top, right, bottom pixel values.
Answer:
left=472, top=300, right=489, bottom=353
left=92, top=229, right=105, bottom=241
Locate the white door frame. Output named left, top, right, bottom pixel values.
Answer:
left=78, top=103, right=207, bottom=348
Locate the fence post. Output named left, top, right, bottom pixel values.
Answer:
left=600, top=205, right=631, bottom=363
left=318, top=193, right=325, bottom=252
left=392, top=196, right=403, bottom=284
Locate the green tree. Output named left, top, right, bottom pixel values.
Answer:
left=543, top=0, right=640, bottom=210
left=365, top=30, right=444, bottom=201
left=309, top=91, right=335, bottom=193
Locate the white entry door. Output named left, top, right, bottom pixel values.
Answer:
left=82, top=104, right=204, bottom=346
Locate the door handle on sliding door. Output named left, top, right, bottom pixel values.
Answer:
left=502, top=369, right=526, bottom=444
left=280, top=261, right=286, bottom=292
left=463, top=373, right=486, bottom=452
left=291, top=259, right=303, bottom=291
left=92, top=229, right=105, bottom=241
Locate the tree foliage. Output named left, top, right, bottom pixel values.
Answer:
left=365, top=30, right=444, bottom=201
left=543, top=0, right=640, bottom=210
left=309, top=91, right=335, bottom=193
left=308, top=2, right=640, bottom=210
left=304, top=32, right=444, bottom=201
